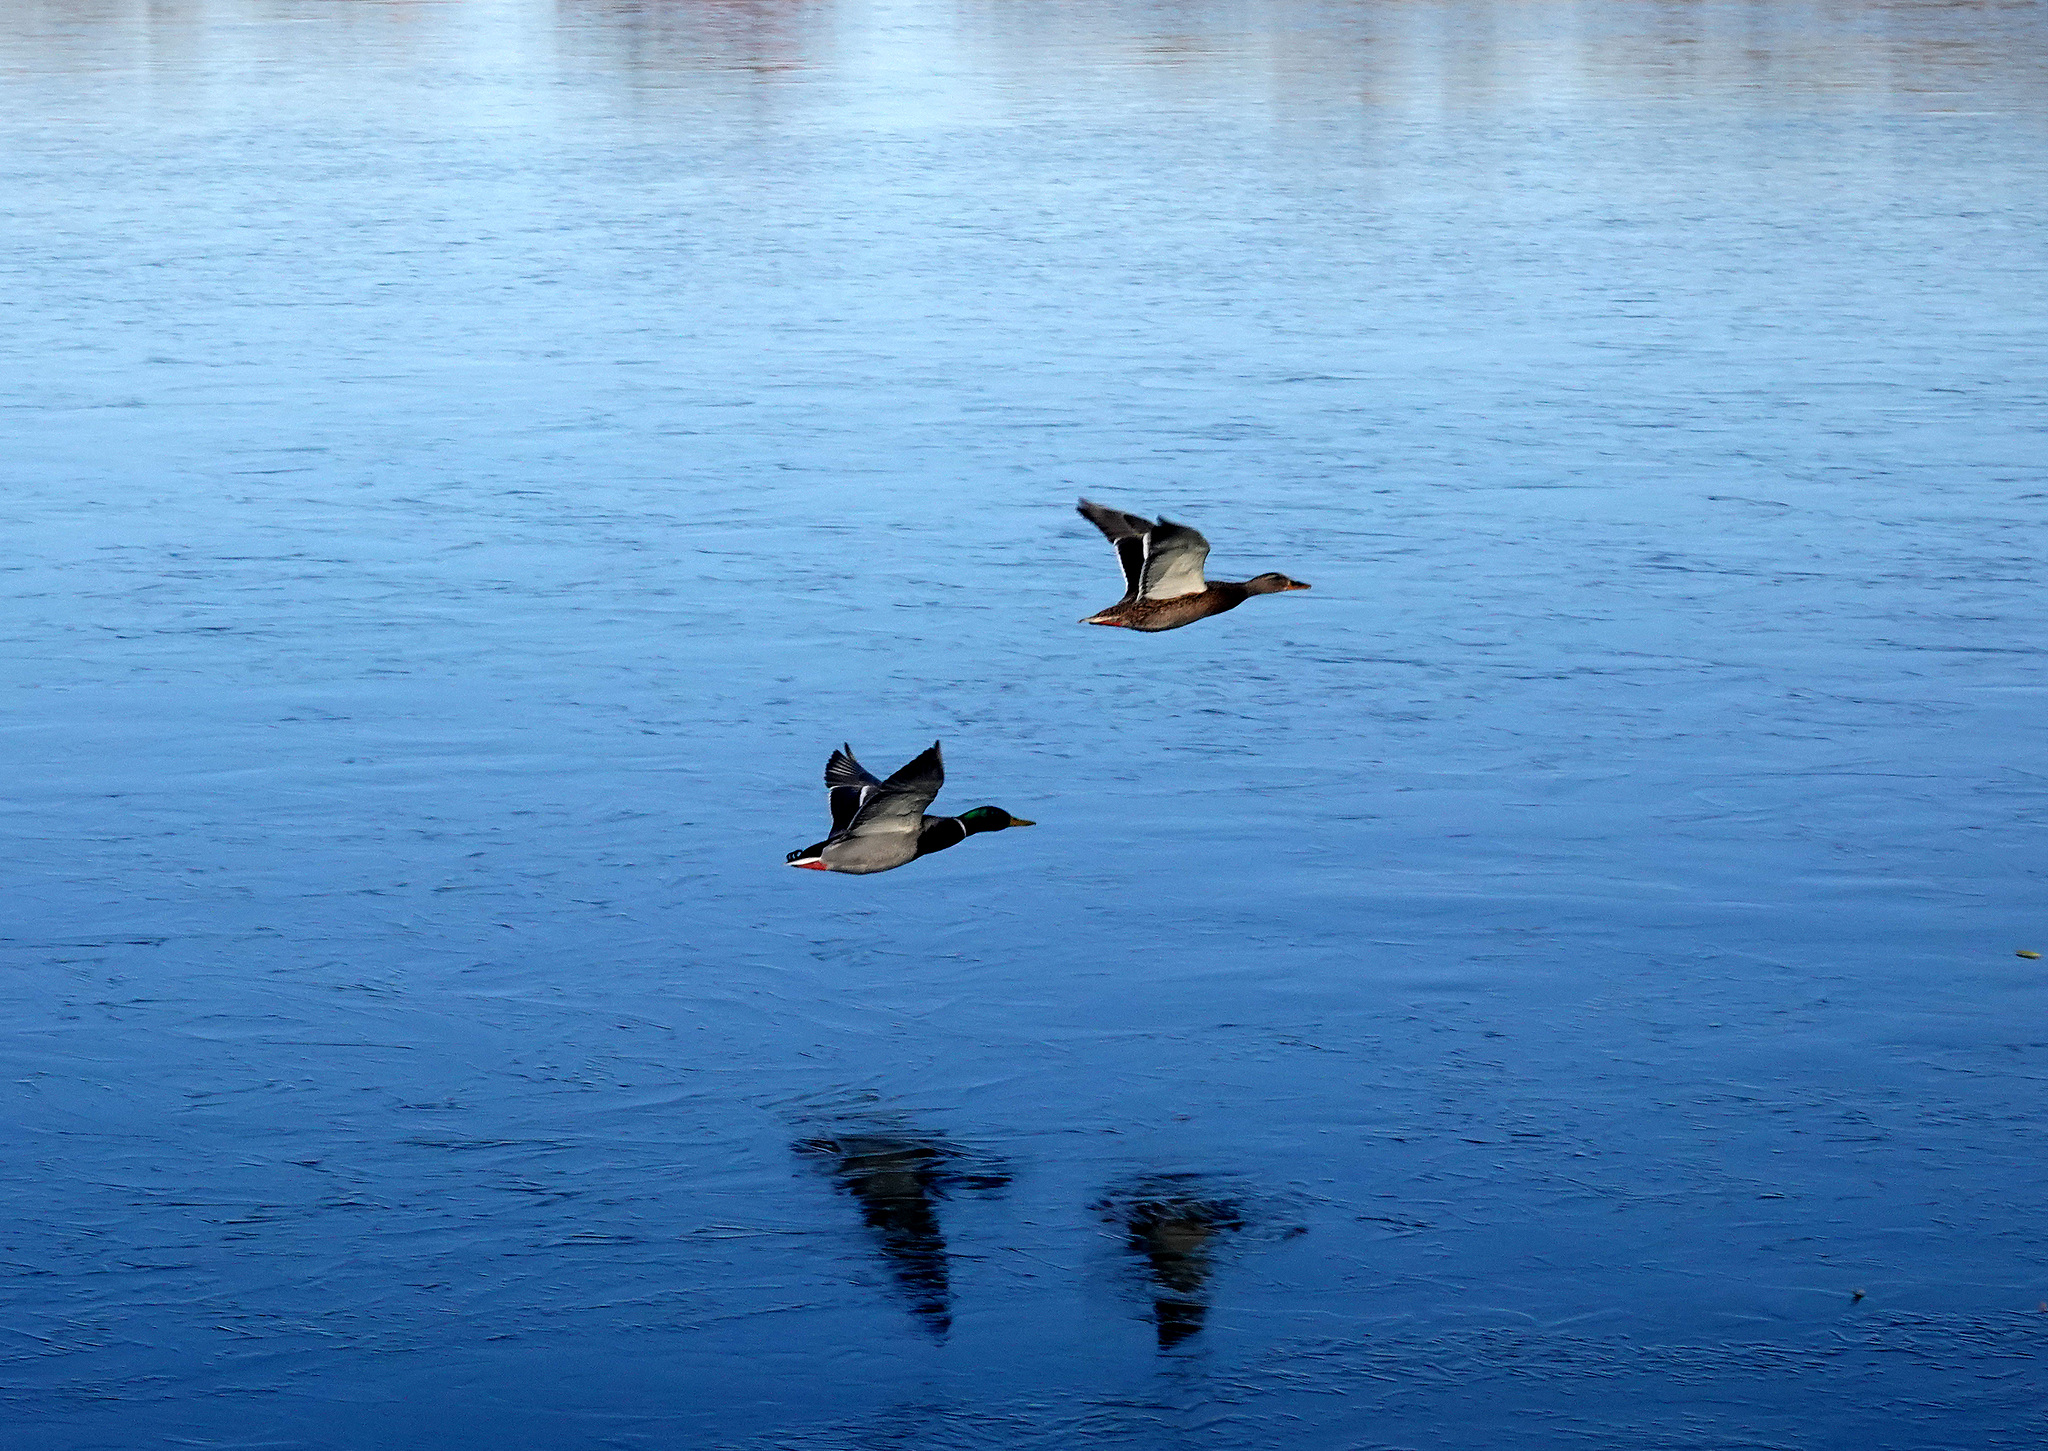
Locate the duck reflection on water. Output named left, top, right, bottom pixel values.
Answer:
left=1097, top=1176, right=1246, bottom=1350
left=794, top=1132, right=1010, bottom=1338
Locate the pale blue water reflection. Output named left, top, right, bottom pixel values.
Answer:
left=3, top=1, right=2047, bottom=1447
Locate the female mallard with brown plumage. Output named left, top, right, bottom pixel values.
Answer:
left=1076, top=499, right=1309, bottom=632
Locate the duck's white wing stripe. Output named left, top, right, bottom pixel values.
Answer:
left=1140, top=522, right=1211, bottom=600
left=829, top=784, right=877, bottom=836
left=1078, top=500, right=1152, bottom=604
left=1113, top=536, right=1144, bottom=602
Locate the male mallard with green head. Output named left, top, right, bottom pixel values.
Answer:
left=1077, top=499, right=1309, bottom=632
left=786, top=742, right=1034, bottom=875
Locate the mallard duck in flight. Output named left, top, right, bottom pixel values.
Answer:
left=1077, top=499, right=1309, bottom=632
left=786, top=742, right=1034, bottom=875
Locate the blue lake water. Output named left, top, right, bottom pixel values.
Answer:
left=4, top=0, right=2047, bottom=1445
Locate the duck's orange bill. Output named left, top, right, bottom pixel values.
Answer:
left=790, top=859, right=830, bottom=870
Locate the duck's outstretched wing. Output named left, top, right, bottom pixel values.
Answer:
left=1078, top=499, right=1151, bottom=604
left=845, top=742, right=945, bottom=836
left=1138, top=519, right=1210, bottom=600
left=1078, top=500, right=1211, bottom=601
left=826, top=744, right=884, bottom=835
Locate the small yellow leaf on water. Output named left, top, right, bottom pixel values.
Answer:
left=2019, top=950, right=2043, bottom=960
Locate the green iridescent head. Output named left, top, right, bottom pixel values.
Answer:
left=960, top=806, right=1035, bottom=832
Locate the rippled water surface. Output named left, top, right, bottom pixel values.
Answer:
left=5, top=1, right=2048, bottom=1446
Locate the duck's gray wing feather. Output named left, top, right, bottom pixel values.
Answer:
left=847, top=742, right=945, bottom=836
left=1139, top=519, right=1210, bottom=600
left=826, top=745, right=882, bottom=790
left=1078, top=499, right=1150, bottom=603
left=826, top=745, right=883, bottom=835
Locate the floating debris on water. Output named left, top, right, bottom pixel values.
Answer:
left=2017, top=950, right=2041, bottom=960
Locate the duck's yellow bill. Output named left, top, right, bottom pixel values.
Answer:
left=1009, top=818, right=1036, bottom=827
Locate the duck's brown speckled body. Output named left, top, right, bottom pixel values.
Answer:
left=1076, top=499, right=1309, bottom=633
left=1083, top=578, right=1300, bottom=632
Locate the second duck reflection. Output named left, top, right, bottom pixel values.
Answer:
left=794, top=1133, right=1260, bottom=1350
